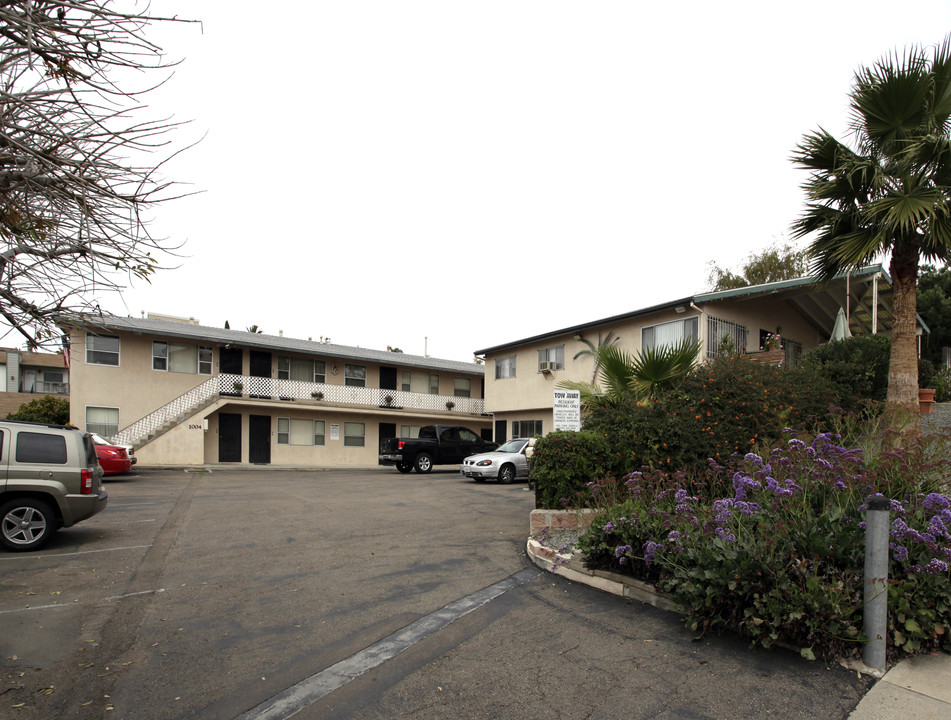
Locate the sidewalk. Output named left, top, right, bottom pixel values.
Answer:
left=846, top=652, right=951, bottom=719
left=526, top=535, right=951, bottom=720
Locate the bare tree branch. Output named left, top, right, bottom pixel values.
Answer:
left=0, top=0, right=198, bottom=348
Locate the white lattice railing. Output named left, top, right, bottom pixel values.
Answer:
left=113, top=374, right=485, bottom=447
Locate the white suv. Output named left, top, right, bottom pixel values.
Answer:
left=0, top=420, right=108, bottom=551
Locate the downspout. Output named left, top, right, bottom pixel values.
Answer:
left=690, top=303, right=704, bottom=357
left=872, top=273, right=879, bottom=335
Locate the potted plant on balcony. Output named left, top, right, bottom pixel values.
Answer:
left=233, top=381, right=243, bottom=394
left=311, top=391, right=324, bottom=401
left=383, top=395, right=393, bottom=406
left=445, top=400, right=455, bottom=411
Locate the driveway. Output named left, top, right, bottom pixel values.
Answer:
left=0, top=468, right=872, bottom=719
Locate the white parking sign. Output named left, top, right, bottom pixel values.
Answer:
left=553, top=390, right=581, bottom=431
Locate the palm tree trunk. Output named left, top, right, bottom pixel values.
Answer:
left=886, top=238, right=921, bottom=419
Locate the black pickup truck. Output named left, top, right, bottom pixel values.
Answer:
left=379, top=425, right=498, bottom=473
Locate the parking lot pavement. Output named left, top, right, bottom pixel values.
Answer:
left=0, top=468, right=873, bottom=720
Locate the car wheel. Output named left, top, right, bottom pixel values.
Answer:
left=498, top=464, right=516, bottom=484
left=0, top=498, right=56, bottom=552
left=414, top=453, right=433, bottom=473
left=396, top=463, right=413, bottom=474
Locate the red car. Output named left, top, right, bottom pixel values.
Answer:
left=95, top=443, right=132, bottom=476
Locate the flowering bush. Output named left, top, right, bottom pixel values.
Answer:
left=576, top=432, right=951, bottom=661
left=761, top=332, right=782, bottom=351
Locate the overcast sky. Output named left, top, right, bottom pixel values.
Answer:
left=85, top=1, right=951, bottom=362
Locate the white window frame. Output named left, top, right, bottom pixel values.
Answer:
left=199, top=346, right=213, bottom=375
left=495, top=355, right=516, bottom=379
left=278, top=357, right=326, bottom=383
left=401, top=371, right=439, bottom=394
left=537, top=345, right=564, bottom=372
left=642, top=316, right=699, bottom=351
left=344, top=421, right=365, bottom=447
left=512, top=419, right=543, bottom=438
left=277, top=417, right=323, bottom=446
left=86, top=406, right=119, bottom=437
left=86, top=333, right=120, bottom=366
left=152, top=341, right=168, bottom=371
left=453, top=377, right=471, bottom=398
left=345, top=364, right=366, bottom=387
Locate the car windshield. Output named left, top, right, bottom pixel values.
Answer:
left=496, top=439, right=528, bottom=453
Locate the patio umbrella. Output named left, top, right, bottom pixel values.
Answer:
left=830, top=307, right=852, bottom=341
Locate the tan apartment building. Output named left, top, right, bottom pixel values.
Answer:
left=64, top=314, right=490, bottom=467
left=475, top=266, right=905, bottom=443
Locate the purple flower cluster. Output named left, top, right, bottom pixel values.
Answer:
left=887, top=495, right=951, bottom=575
left=643, top=540, right=664, bottom=566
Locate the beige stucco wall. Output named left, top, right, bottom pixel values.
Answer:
left=485, top=308, right=687, bottom=416
left=135, top=414, right=207, bottom=466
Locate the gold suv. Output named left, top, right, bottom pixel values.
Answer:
left=0, top=420, right=108, bottom=551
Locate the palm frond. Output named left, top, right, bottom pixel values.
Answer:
left=628, top=338, right=701, bottom=401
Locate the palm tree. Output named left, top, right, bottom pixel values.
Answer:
left=573, top=331, right=620, bottom=383
left=792, top=36, right=951, bottom=418
left=557, top=337, right=701, bottom=409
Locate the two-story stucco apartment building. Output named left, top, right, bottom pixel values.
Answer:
left=476, top=266, right=909, bottom=443
left=64, top=314, right=490, bottom=467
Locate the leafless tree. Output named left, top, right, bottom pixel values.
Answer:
left=0, top=1, right=196, bottom=348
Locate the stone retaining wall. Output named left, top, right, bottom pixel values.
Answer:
left=529, top=508, right=596, bottom=535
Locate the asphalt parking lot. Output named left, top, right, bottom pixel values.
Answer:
left=0, top=467, right=873, bottom=719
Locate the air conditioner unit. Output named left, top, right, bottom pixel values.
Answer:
left=539, top=361, right=554, bottom=372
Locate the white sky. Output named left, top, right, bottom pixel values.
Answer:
left=84, top=1, right=951, bottom=362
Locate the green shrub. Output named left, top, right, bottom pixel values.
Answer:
left=799, top=334, right=891, bottom=404
left=933, top=365, right=951, bottom=402
left=7, top=395, right=69, bottom=425
left=919, top=358, right=936, bottom=390
left=531, top=431, right=616, bottom=508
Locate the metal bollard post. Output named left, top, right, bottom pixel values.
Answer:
left=863, top=496, right=891, bottom=671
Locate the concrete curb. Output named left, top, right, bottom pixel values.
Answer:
left=526, top=538, right=679, bottom=613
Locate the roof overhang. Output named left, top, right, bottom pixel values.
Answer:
left=474, top=264, right=926, bottom=357
left=694, top=265, right=903, bottom=338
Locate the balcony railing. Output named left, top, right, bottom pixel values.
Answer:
left=113, top=374, right=486, bottom=447
left=218, top=374, right=485, bottom=414
left=29, top=382, right=69, bottom=395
